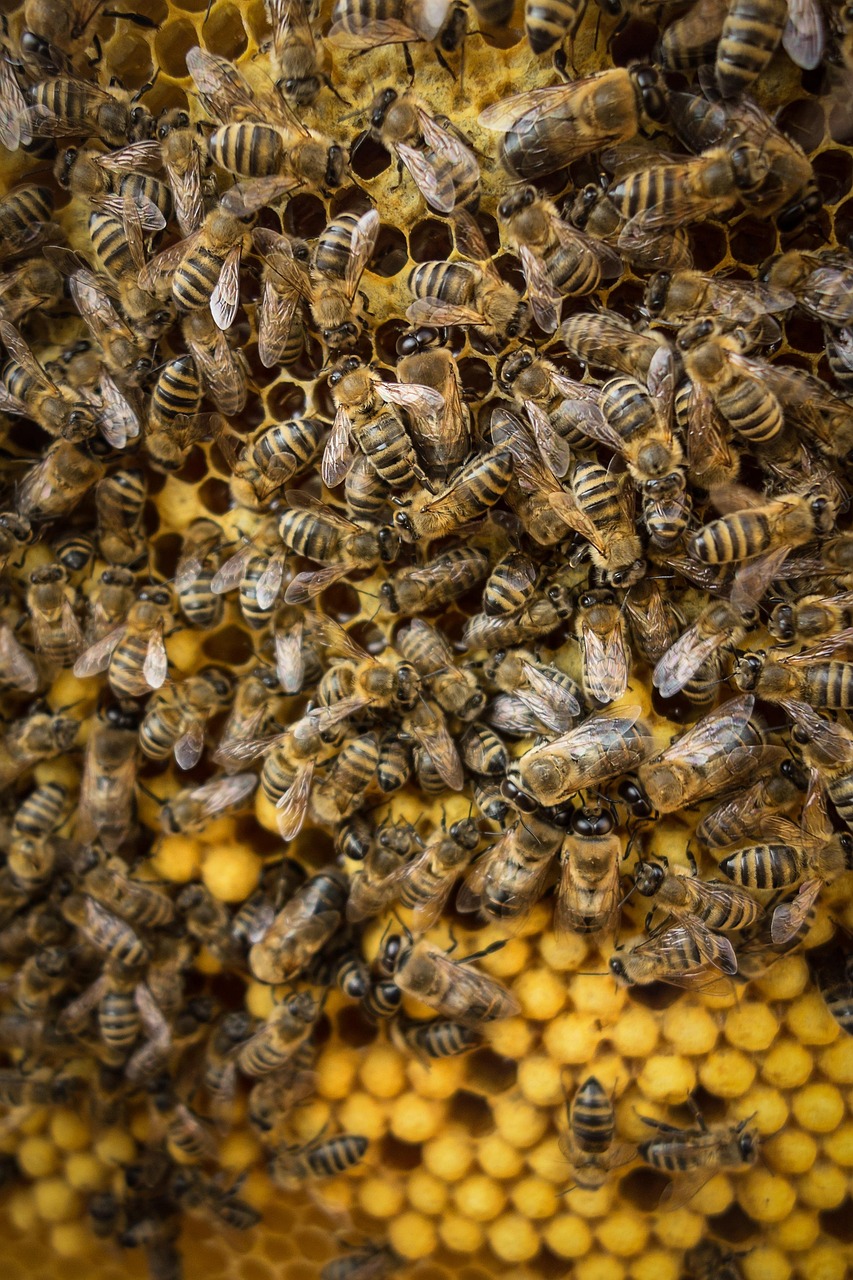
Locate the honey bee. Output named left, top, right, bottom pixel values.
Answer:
left=174, top=519, right=223, bottom=632
left=782, top=699, right=853, bottom=835
left=312, top=731, right=381, bottom=825
left=637, top=1112, right=758, bottom=1206
left=84, top=566, right=135, bottom=644
left=25, top=76, right=153, bottom=145
left=150, top=1082, right=215, bottom=1163
left=644, top=268, right=794, bottom=345
left=555, top=802, right=622, bottom=935
left=653, top=549, right=788, bottom=698
left=61, top=892, right=148, bottom=968
left=483, top=551, right=538, bottom=617
left=10, top=781, right=68, bottom=848
left=462, top=592, right=563, bottom=653
left=559, top=309, right=671, bottom=382
left=264, top=0, right=335, bottom=106
left=214, top=665, right=283, bottom=770
left=570, top=460, right=645, bottom=587
left=380, top=931, right=520, bottom=1024
left=139, top=666, right=234, bottom=769
left=625, top=694, right=770, bottom=817
left=407, top=211, right=529, bottom=349
left=20, top=0, right=155, bottom=75
left=716, top=0, right=787, bottom=97
left=395, top=326, right=471, bottom=483
left=368, top=87, right=480, bottom=215
left=0, top=1069, right=78, bottom=1109
left=26, top=564, right=84, bottom=670
left=0, top=608, right=39, bottom=695
left=0, top=185, right=56, bottom=261
left=139, top=200, right=248, bottom=332
left=246, top=1052, right=316, bottom=1134
left=210, top=520, right=287, bottom=628
left=51, top=529, right=96, bottom=583
left=250, top=227, right=311, bottom=371
left=496, top=348, right=602, bottom=465
left=229, top=710, right=335, bottom=837
left=95, top=468, right=146, bottom=568
left=309, top=208, right=379, bottom=350
left=0, top=257, right=62, bottom=324
left=763, top=249, right=853, bottom=327
left=376, top=733, right=412, bottom=793
left=52, top=143, right=165, bottom=234
left=460, top=722, right=508, bottom=778
left=457, top=809, right=563, bottom=922
left=811, top=947, right=853, bottom=1038
left=735, top=628, right=853, bottom=709
left=249, top=870, right=347, bottom=985
left=610, top=918, right=738, bottom=992
left=683, top=1242, right=747, bottom=1280
left=270, top=1132, right=369, bottom=1187
left=0, top=511, right=34, bottom=573
left=156, top=108, right=208, bottom=238
left=0, top=319, right=97, bottom=442
left=396, top=618, right=485, bottom=721
left=497, top=185, right=622, bottom=333
left=226, top=418, right=326, bottom=512
left=279, top=492, right=398, bottom=605
left=380, top=546, right=490, bottom=615
left=690, top=483, right=839, bottom=565
left=573, top=587, right=631, bottom=706
left=484, top=647, right=583, bottom=735
left=478, top=65, right=668, bottom=180
left=17, top=436, right=110, bottom=521
left=181, top=310, right=247, bottom=417
left=84, top=853, right=175, bottom=930
left=74, top=584, right=172, bottom=696
left=388, top=817, right=480, bottom=929
left=67, top=272, right=153, bottom=399
left=10, top=948, right=71, bottom=1017
left=392, top=1019, right=480, bottom=1066
left=328, top=0, right=466, bottom=75
left=656, top=0, right=728, bottom=68
left=156, top=774, right=258, bottom=839
left=634, top=854, right=762, bottom=932
left=393, top=447, right=514, bottom=544
left=677, top=319, right=786, bottom=452
left=561, top=1076, right=634, bottom=1190
left=0, top=705, right=79, bottom=788
left=237, top=993, right=320, bottom=1078
left=399, top=698, right=465, bottom=791
left=696, top=756, right=806, bottom=849
left=345, top=817, right=416, bottom=923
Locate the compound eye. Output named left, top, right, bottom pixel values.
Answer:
left=506, top=323, right=520, bottom=338
left=396, top=334, right=417, bottom=356
left=329, top=371, right=341, bottom=386
left=811, top=496, right=828, bottom=517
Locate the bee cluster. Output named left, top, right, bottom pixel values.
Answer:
left=0, top=0, right=851, bottom=1277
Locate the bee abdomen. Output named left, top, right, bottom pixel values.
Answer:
left=803, top=662, right=853, bottom=709
left=305, top=1135, right=367, bottom=1176
left=716, top=0, right=787, bottom=99
left=691, top=510, right=772, bottom=563
left=174, top=247, right=227, bottom=312
left=209, top=123, right=283, bottom=176
left=720, top=843, right=800, bottom=888
left=525, top=0, right=581, bottom=54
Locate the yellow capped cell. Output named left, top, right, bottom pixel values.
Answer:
left=543, top=1011, right=601, bottom=1064
left=316, top=1045, right=358, bottom=1100
left=289, top=1099, right=330, bottom=1142
left=62, top=1155, right=107, bottom=1198
left=698, top=1047, right=756, bottom=1097
left=48, top=1109, right=90, bottom=1153
left=823, top=1120, right=853, bottom=1166
left=544, top=1214, right=593, bottom=1259
left=652, top=1209, right=703, bottom=1249
left=50, top=1222, right=93, bottom=1260
left=17, top=1136, right=59, bottom=1179
left=787, top=992, right=841, bottom=1045
left=776, top=1209, right=820, bottom=1251
left=737, top=1168, right=797, bottom=1222
left=797, top=1160, right=848, bottom=1209
left=240, top=1168, right=274, bottom=1211
left=526, top=1134, right=569, bottom=1185
left=518, top=1054, right=563, bottom=1107
left=201, top=842, right=261, bottom=903
left=165, top=626, right=202, bottom=673
left=422, top=1128, right=473, bottom=1182
left=17, top=1109, right=48, bottom=1136
left=150, top=834, right=201, bottom=883
left=406, top=1168, right=447, bottom=1215
left=486, top=1212, right=540, bottom=1262
left=688, top=1173, right=734, bottom=1216
left=217, top=1130, right=261, bottom=1171
left=313, top=1178, right=353, bottom=1216
left=509, top=1175, right=557, bottom=1219
left=731, top=1084, right=788, bottom=1135
left=609, top=1004, right=659, bottom=1058
left=637, top=1054, right=696, bottom=1104
left=573, top=1255, right=626, bottom=1280
left=630, top=1251, right=681, bottom=1280
left=492, top=1094, right=549, bottom=1149
left=561, top=1184, right=614, bottom=1219
left=33, top=1177, right=81, bottom=1224
left=479, top=936, right=529, bottom=978
left=742, top=1249, right=793, bottom=1280
left=359, top=1043, right=406, bottom=1099
left=438, top=1212, right=483, bottom=1254
left=254, top=789, right=280, bottom=835
left=477, top=1133, right=524, bottom=1180
left=661, top=1002, right=719, bottom=1055
left=389, top=1093, right=444, bottom=1144
left=764, top=1128, right=818, bottom=1174
left=7, top=1186, right=38, bottom=1233
left=792, top=1081, right=845, bottom=1133
left=755, top=954, right=809, bottom=1001
left=357, top=1175, right=404, bottom=1218
left=761, top=1038, right=815, bottom=1089
left=538, top=929, right=588, bottom=971
left=406, top=1055, right=464, bottom=1100
left=595, top=1209, right=649, bottom=1257
left=453, top=1173, right=507, bottom=1221
left=244, top=980, right=275, bottom=1019
left=820, top=1036, right=853, bottom=1084
left=724, top=1001, right=779, bottom=1051
left=798, top=1245, right=850, bottom=1280
left=486, top=1017, right=534, bottom=1061
left=336, top=1092, right=387, bottom=1142
left=569, top=975, right=627, bottom=1021
left=93, top=1128, right=135, bottom=1167
left=514, top=966, right=566, bottom=1019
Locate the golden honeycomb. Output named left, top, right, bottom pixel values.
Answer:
left=0, top=0, right=851, bottom=1277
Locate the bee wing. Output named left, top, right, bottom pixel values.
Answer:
left=308, top=695, right=371, bottom=730
left=0, top=625, right=39, bottom=692
left=188, top=331, right=246, bottom=417
left=519, top=244, right=562, bottom=335
left=478, top=82, right=582, bottom=130
left=186, top=46, right=263, bottom=123
left=0, top=320, right=53, bottom=390
left=686, top=916, right=738, bottom=974
left=396, top=142, right=456, bottom=215
left=554, top=848, right=620, bottom=938
left=729, top=546, right=790, bottom=613
left=553, top=218, right=623, bottom=280
left=687, top=380, right=736, bottom=481
left=256, top=279, right=299, bottom=369
left=779, top=698, right=853, bottom=765
left=412, top=944, right=521, bottom=1023
left=255, top=555, right=285, bottom=610
left=138, top=231, right=200, bottom=291
left=658, top=1167, right=718, bottom=1211
left=211, top=543, right=253, bottom=595
left=322, top=406, right=355, bottom=489
left=414, top=360, right=467, bottom=461
left=73, top=624, right=127, bottom=677
left=167, top=147, right=204, bottom=237
left=410, top=707, right=464, bottom=791
left=143, top=625, right=168, bottom=689
left=98, top=373, right=141, bottom=448
left=175, top=719, right=206, bottom=770
left=311, top=613, right=369, bottom=660
left=274, top=619, right=305, bottom=692
left=407, top=296, right=486, bottom=328
left=782, top=0, right=825, bottom=68
left=284, top=564, right=350, bottom=604
left=683, top=877, right=763, bottom=928
left=97, top=140, right=163, bottom=173
left=270, top=0, right=316, bottom=50
left=345, top=209, right=380, bottom=299
left=276, top=762, right=314, bottom=840
left=378, top=379, right=445, bottom=417
left=581, top=621, right=630, bottom=705
left=215, top=728, right=290, bottom=767
left=771, top=877, right=822, bottom=944
left=521, top=660, right=581, bottom=722
left=0, top=59, right=29, bottom=150
left=173, top=774, right=258, bottom=828
left=210, top=243, right=242, bottom=331
left=563, top=398, right=623, bottom=453
left=0, top=383, right=27, bottom=414
left=801, top=766, right=834, bottom=845
left=779, top=626, right=853, bottom=664
left=456, top=832, right=509, bottom=913
left=327, top=16, right=428, bottom=46
left=652, top=622, right=726, bottom=699
left=406, top=617, right=454, bottom=666
left=221, top=175, right=302, bottom=217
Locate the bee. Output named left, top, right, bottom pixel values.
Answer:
left=312, top=732, right=381, bottom=825
left=485, top=647, right=582, bottom=735
left=734, top=629, right=853, bottom=709
left=572, top=587, right=631, bottom=706
left=0, top=185, right=55, bottom=260
left=716, top=0, right=787, bottom=98
left=200, top=1011, right=253, bottom=1117
left=16, top=436, right=109, bottom=522
left=11, top=948, right=71, bottom=1017
left=271, top=1133, right=369, bottom=1187
left=345, top=818, right=417, bottom=922
left=279, top=492, right=398, bottom=604
left=380, top=546, right=491, bottom=615
left=690, top=483, right=839, bottom=564
left=368, top=87, right=480, bottom=215
left=380, top=932, right=520, bottom=1025
left=524, top=0, right=586, bottom=65
left=561, top=1076, right=634, bottom=1190
left=0, top=1069, right=77, bottom=1109
left=237, top=992, right=319, bottom=1078
left=66, top=270, right=153, bottom=398
left=653, top=549, right=788, bottom=699
left=644, top=269, right=794, bottom=345
left=0, top=319, right=97, bottom=442
left=626, top=694, right=769, bottom=817
left=762, top=249, right=853, bottom=327
left=782, top=699, right=853, bottom=835
left=265, top=0, right=337, bottom=106
left=250, top=227, right=311, bottom=371
left=656, top=0, right=728, bottom=68
left=0, top=511, right=34, bottom=573
left=559, top=309, right=671, bottom=382
left=376, top=733, right=412, bottom=793
left=0, top=257, right=63, bottom=324
left=84, top=566, right=135, bottom=644
left=323, top=355, right=441, bottom=490
left=20, top=0, right=156, bottom=74
left=182, top=309, right=248, bottom=416
left=26, top=564, right=84, bottom=670
left=226, top=418, right=326, bottom=511
left=61, top=892, right=148, bottom=968
left=478, top=65, right=668, bottom=181
left=496, top=348, right=600, bottom=463
left=74, top=584, right=172, bottom=696
left=0, top=705, right=79, bottom=789
left=95, top=468, right=146, bottom=568
left=10, top=781, right=68, bottom=850
left=407, top=211, right=529, bottom=349
left=388, top=817, right=480, bottom=929
left=52, top=142, right=165, bottom=233
left=215, top=665, right=283, bottom=771
left=462, top=593, right=563, bottom=653
left=697, top=756, right=806, bottom=849
left=555, top=803, right=623, bottom=936
left=328, top=0, right=466, bottom=75
left=483, top=551, right=538, bottom=618
left=309, top=208, right=379, bottom=350
left=321, top=1243, right=399, bottom=1280
left=812, top=948, right=853, bottom=1037
left=610, top=919, right=738, bottom=992
left=313, top=616, right=422, bottom=719
left=683, top=1242, right=746, bottom=1280
left=233, top=710, right=337, bottom=838
left=139, top=666, right=234, bottom=769
left=637, top=1112, right=758, bottom=1207
left=25, top=76, right=153, bottom=145
left=399, top=698, right=465, bottom=791
left=51, top=529, right=96, bottom=583
left=78, top=206, right=174, bottom=343
left=139, top=201, right=248, bottom=332
left=249, top=869, right=347, bottom=985
left=567, top=180, right=692, bottom=274
left=634, top=855, right=762, bottom=932
left=156, top=774, right=258, bottom=840
left=395, top=326, right=471, bottom=483
left=156, top=108, right=208, bottom=238
left=569, top=461, right=646, bottom=587
left=174, top=519, right=223, bottom=632
left=496, top=185, right=622, bottom=333
left=393, top=447, right=514, bottom=544
left=83, top=853, right=175, bottom=930
left=677, top=319, right=785, bottom=452
left=246, top=1047, right=316, bottom=1132
left=396, top=617, right=485, bottom=721
left=457, top=810, right=564, bottom=922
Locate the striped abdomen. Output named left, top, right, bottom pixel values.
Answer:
left=208, top=124, right=284, bottom=176
left=572, top=460, right=623, bottom=526
left=571, top=1077, right=614, bottom=1152
left=690, top=510, right=774, bottom=562
left=802, top=662, right=853, bottom=709
left=712, top=370, right=782, bottom=444
left=150, top=355, right=202, bottom=429
left=355, top=410, right=418, bottom=486
left=716, top=0, right=787, bottom=99
left=278, top=509, right=339, bottom=560
left=313, top=213, right=362, bottom=279
left=89, top=212, right=134, bottom=281
left=408, top=260, right=476, bottom=304
left=525, top=0, right=584, bottom=53
left=173, top=246, right=226, bottom=312
left=720, top=843, right=801, bottom=888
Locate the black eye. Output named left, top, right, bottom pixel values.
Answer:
left=811, top=497, right=828, bottom=516
left=329, top=372, right=341, bottom=386
left=506, top=323, right=519, bottom=338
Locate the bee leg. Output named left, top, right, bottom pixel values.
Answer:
left=320, top=74, right=350, bottom=107
left=403, top=43, right=415, bottom=85
left=553, top=46, right=574, bottom=81
left=391, top=159, right=406, bottom=193
left=434, top=48, right=456, bottom=79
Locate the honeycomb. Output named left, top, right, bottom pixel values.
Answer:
left=0, top=0, right=851, bottom=1277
